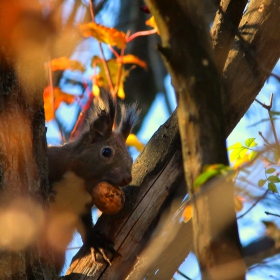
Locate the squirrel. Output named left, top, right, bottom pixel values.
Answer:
left=46, top=88, right=139, bottom=271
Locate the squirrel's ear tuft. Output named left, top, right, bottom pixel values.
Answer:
left=118, top=103, right=140, bottom=140
left=83, top=88, right=116, bottom=141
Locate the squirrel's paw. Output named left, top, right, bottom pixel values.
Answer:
left=85, top=230, right=121, bottom=265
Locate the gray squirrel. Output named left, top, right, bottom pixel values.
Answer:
left=47, top=89, right=139, bottom=270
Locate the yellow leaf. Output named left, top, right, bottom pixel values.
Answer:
left=118, top=55, right=147, bottom=69
left=182, top=205, right=192, bottom=223
left=234, top=196, right=244, bottom=212
left=232, top=154, right=250, bottom=169
left=46, top=57, right=85, bottom=72
left=79, top=22, right=126, bottom=49
left=145, top=16, right=159, bottom=34
left=126, top=134, right=144, bottom=152
left=92, top=58, right=130, bottom=98
left=92, top=84, right=100, bottom=97
left=117, top=83, right=125, bottom=99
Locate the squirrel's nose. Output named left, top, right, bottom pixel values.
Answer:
left=122, top=175, right=132, bottom=186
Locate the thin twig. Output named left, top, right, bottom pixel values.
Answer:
left=89, top=0, right=114, bottom=93
left=265, top=211, right=280, bottom=218
left=176, top=269, right=193, bottom=280
left=237, top=189, right=269, bottom=219
left=256, top=93, right=280, bottom=157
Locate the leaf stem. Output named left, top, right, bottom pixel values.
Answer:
left=127, top=29, right=157, bottom=42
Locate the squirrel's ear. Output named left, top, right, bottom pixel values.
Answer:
left=118, top=103, right=140, bottom=140
left=85, top=88, right=115, bottom=141
left=90, top=113, right=112, bottom=140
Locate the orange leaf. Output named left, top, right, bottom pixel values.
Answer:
left=182, top=205, right=192, bottom=223
left=43, top=86, right=55, bottom=122
left=46, top=57, right=85, bottom=72
left=145, top=16, right=159, bottom=34
left=43, top=86, right=76, bottom=122
left=79, top=22, right=126, bottom=49
left=118, top=55, right=147, bottom=69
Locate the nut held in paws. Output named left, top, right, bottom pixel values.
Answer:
left=92, top=181, right=125, bottom=214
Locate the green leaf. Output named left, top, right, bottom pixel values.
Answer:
left=268, top=182, right=278, bottom=193
left=248, top=151, right=258, bottom=161
left=227, top=142, right=242, bottom=151
left=245, top=138, right=257, bottom=148
left=258, top=179, right=266, bottom=187
left=194, top=169, right=219, bottom=189
left=270, top=110, right=280, bottom=116
left=266, top=168, right=276, bottom=174
left=267, top=176, right=280, bottom=183
left=229, top=147, right=248, bottom=162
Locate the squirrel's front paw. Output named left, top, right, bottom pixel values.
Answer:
left=85, top=229, right=121, bottom=265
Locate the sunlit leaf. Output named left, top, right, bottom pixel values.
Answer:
left=234, top=196, right=243, bottom=212
left=126, top=134, right=144, bottom=152
left=266, top=168, right=276, bottom=174
left=46, top=57, right=85, bottom=72
left=233, top=154, right=250, bottom=169
left=117, top=83, right=125, bottom=100
left=245, top=138, right=257, bottom=148
left=118, top=54, right=147, bottom=69
left=268, top=182, right=278, bottom=193
left=92, top=84, right=100, bottom=97
left=182, top=205, right=192, bottom=223
left=92, top=58, right=130, bottom=99
left=194, top=169, right=219, bottom=189
left=79, top=22, right=126, bottom=49
left=267, top=175, right=280, bottom=183
left=203, top=164, right=226, bottom=171
left=145, top=16, right=158, bottom=33
left=248, top=151, right=258, bottom=161
left=258, top=179, right=266, bottom=187
left=229, top=147, right=248, bottom=162
left=227, top=142, right=242, bottom=150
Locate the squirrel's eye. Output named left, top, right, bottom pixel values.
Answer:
left=101, top=147, right=113, bottom=158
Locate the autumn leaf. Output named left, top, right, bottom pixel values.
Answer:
left=126, top=134, right=144, bottom=152
left=118, top=55, right=147, bottom=69
left=145, top=16, right=158, bottom=34
left=43, top=86, right=76, bottom=122
left=46, top=57, right=85, bottom=72
left=92, top=58, right=130, bottom=99
left=182, top=205, right=192, bottom=223
left=79, top=22, right=126, bottom=49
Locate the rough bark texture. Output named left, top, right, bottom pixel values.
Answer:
left=147, top=0, right=245, bottom=279
left=211, top=0, right=248, bottom=75
left=222, top=0, right=280, bottom=136
left=0, top=2, right=56, bottom=279
left=64, top=0, right=280, bottom=279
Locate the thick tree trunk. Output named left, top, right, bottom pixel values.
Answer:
left=0, top=2, right=56, bottom=279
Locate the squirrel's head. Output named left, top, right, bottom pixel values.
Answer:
left=70, top=89, right=140, bottom=193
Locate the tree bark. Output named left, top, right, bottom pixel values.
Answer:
left=0, top=2, right=57, bottom=279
